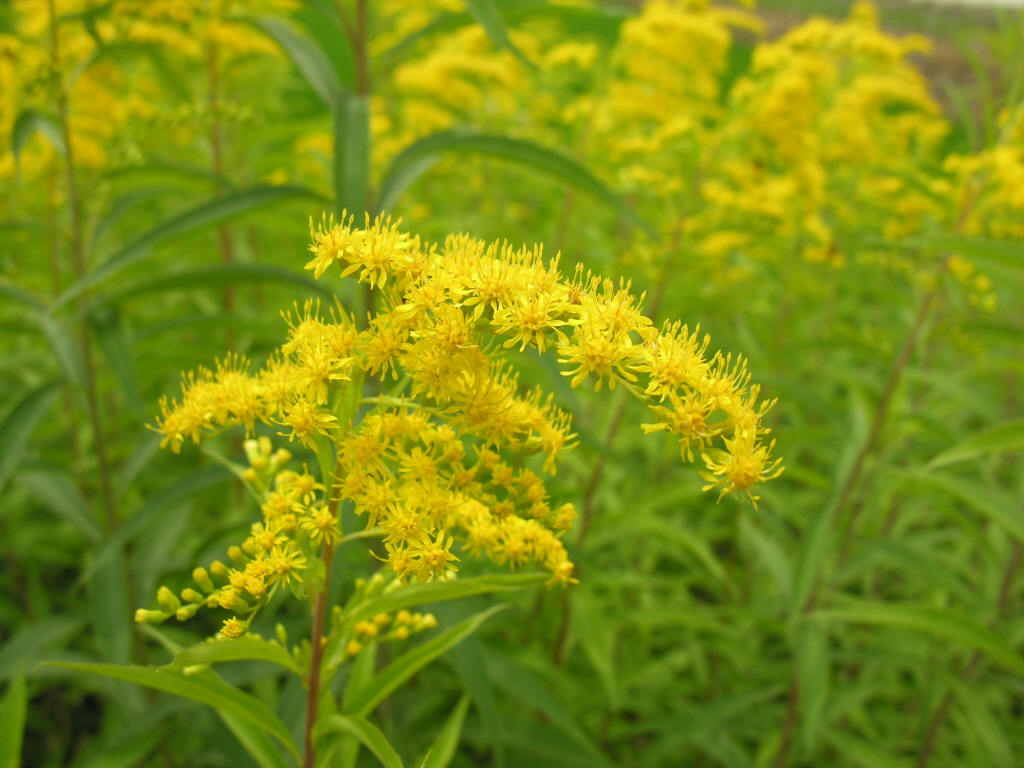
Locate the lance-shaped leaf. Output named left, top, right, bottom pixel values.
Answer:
left=11, top=109, right=65, bottom=169
left=173, top=637, right=304, bottom=679
left=90, top=306, right=145, bottom=415
left=314, top=715, right=403, bottom=768
left=419, top=694, right=471, bottom=768
left=811, top=604, right=1024, bottom=677
left=342, top=605, right=508, bottom=717
left=376, top=130, right=657, bottom=240
left=0, top=381, right=61, bottom=492
left=464, top=0, right=534, bottom=69
left=335, top=94, right=370, bottom=216
left=54, top=185, right=325, bottom=308
left=45, top=663, right=300, bottom=760
left=926, top=417, right=1024, bottom=470
left=0, top=665, right=26, bottom=768
left=253, top=16, right=344, bottom=111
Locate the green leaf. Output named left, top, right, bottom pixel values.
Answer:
left=906, top=471, right=1024, bottom=546
left=464, top=0, right=534, bottom=69
left=926, top=418, right=1024, bottom=469
left=0, top=666, right=26, bottom=768
left=420, top=694, right=470, bottom=768
left=34, top=312, right=85, bottom=390
left=571, top=588, right=618, bottom=711
left=11, top=109, right=65, bottom=169
left=811, top=604, right=1024, bottom=676
left=739, top=515, right=792, bottom=603
left=173, top=638, right=304, bottom=679
left=90, top=307, right=144, bottom=415
left=343, top=605, right=508, bottom=717
left=335, top=94, right=370, bottom=216
left=252, top=16, right=344, bottom=110
left=0, top=381, right=61, bottom=493
left=376, top=130, right=656, bottom=240
left=0, top=617, right=84, bottom=681
left=45, top=663, right=300, bottom=760
left=77, top=466, right=231, bottom=586
left=439, top=625, right=504, bottom=768
left=54, top=185, right=324, bottom=308
left=218, top=711, right=291, bottom=768
left=796, top=621, right=829, bottom=757
left=19, top=469, right=102, bottom=542
left=823, top=730, right=912, bottom=768
left=314, top=715, right=403, bottom=768
left=339, top=573, right=544, bottom=639
left=947, top=675, right=1014, bottom=768
left=92, top=264, right=335, bottom=310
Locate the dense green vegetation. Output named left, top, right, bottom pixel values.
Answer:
left=2, top=1, right=1024, bottom=767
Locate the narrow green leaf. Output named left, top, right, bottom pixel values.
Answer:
left=77, top=466, right=231, bottom=586
left=314, top=715, right=402, bottom=768
left=376, top=130, right=657, bottom=240
left=252, top=16, right=344, bottom=110
left=926, top=418, right=1024, bottom=469
left=0, top=617, right=84, bottom=681
left=0, top=666, right=26, bottom=768
left=0, top=282, right=45, bottom=310
left=0, top=381, right=60, bottom=492
left=92, top=264, right=334, bottom=310
left=464, top=0, right=534, bottom=69
left=12, top=109, right=65, bottom=168
left=823, top=730, right=912, bottom=768
left=440, top=625, right=504, bottom=768
left=811, top=604, right=1024, bottom=676
left=90, top=307, right=144, bottom=415
left=34, top=312, right=86, bottom=390
left=571, top=589, right=618, bottom=711
left=173, top=638, right=304, bottom=679
left=947, top=676, right=1014, bottom=768
left=74, top=726, right=165, bottom=768
left=796, top=621, right=829, bottom=757
left=420, top=694, right=470, bottom=768
left=20, top=469, right=102, bottom=542
left=219, top=711, right=291, bottom=768
left=45, top=663, right=300, bottom=759
left=907, top=471, right=1024, bottom=545
left=335, top=93, right=370, bottom=216
left=54, top=185, right=324, bottom=307
left=343, top=605, right=508, bottom=717
left=374, top=155, right=438, bottom=216
left=340, top=573, right=544, bottom=638
left=739, top=515, right=792, bottom=602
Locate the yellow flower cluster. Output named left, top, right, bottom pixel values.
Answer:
left=155, top=216, right=781, bottom=591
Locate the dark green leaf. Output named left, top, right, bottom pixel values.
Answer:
left=926, top=417, right=1024, bottom=469
left=54, top=185, right=325, bottom=308
left=0, top=617, right=84, bottom=681
left=20, top=469, right=102, bottom=542
left=45, top=663, right=300, bottom=759
left=420, top=694, right=470, bottom=768
left=0, top=666, right=26, bottom=768
left=314, top=715, right=403, bottom=768
left=376, top=130, right=656, bottom=239
left=219, top=711, right=291, bottom=768
left=252, top=16, right=344, bottom=110
left=12, top=109, right=65, bottom=169
left=90, top=307, right=144, bottom=415
left=0, top=381, right=61, bottom=493
left=343, top=604, right=508, bottom=717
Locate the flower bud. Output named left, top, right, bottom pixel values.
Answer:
left=135, top=609, right=169, bottom=624
left=210, top=560, right=229, bottom=577
left=240, top=539, right=257, bottom=556
left=193, top=567, right=214, bottom=592
left=243, top=439, right=260, bottom=463
left=258, top=436, right=272, bottom=456
left=373, top=613, right=391, bottom=627
left=157, top=586, right=181, bottom=613
left=176, top=604, right=199, bottom=621
left=181, top=588, right=204, bottom=604
left=227, top=545, right=247, bottom=564
left=393, top=626, right=409, bottom=640
left=242, top=467, right=259, bottom=483
left=274, top=448, right=292, bottom=465
left=346, top=640, right=362, bottom=656
left=276, top=623, right=288, bottom=646
left=418, top=614, right=438, bottom=630
left=250, top=456, right=268, bottom=471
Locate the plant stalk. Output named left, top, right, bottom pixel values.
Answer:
left=303, top=538, right=337, bottom=768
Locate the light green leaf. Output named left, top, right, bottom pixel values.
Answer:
left=314, top=715, right=402, bottom=768
left=823, top=730, right=912, bottom=768
left=796, top=621, right=829, bottom=757
left=926, top=418, right=1024, bottom=469
left=572, top=589, right=618, bottom=711
left=0, top=381, right=61, bottom=492
left=739, top=515, right=792, bottom=602
left=54, top=185, right=324, bottom=307
left=45, top=663, right=300, bottom=759
left=92, top=264, right=334, bottom=310
left=947, top=676, right=1014, bottom=768
left=376, top=130, right=656, bottom=240
left=0, top=666, right=26, bottom=768
left=343, top=605, right=508, bottom=717
left=419, top=695, right=470, bottom=768
left=11, top=109, right=65, bottom=168
left=335, top=93, right=370, bottom=216
left=340, top=573, right=544, bottom=636
left=811, top=604, right=1024, bottom=676
left=252, top=16, right=344, bottom=110
left=173, top=638, right=304, bottom=679
left=464, top=0, right=534, bottom=69
left=20, top=469, right=102, bottom=542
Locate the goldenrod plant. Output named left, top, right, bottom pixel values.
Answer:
left=4, top=1, right=1024, bottom=767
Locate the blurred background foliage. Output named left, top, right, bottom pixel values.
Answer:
left=2, top=0, right=1024, bottom=766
